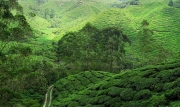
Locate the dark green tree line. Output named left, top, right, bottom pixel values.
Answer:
left=57, top=23, right=130, bottom=72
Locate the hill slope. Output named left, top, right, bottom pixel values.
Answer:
left=91, top=1, right=180, bottom=53
left=18, top=0, right=122, bottom=39
left=51, top=60, right=180, bottom=106
left=19, top=0, right=180, bottom=56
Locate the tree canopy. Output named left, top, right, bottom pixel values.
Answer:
left=57, top=23, right=130, bottom=72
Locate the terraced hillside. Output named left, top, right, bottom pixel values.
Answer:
left=18, top=0, right=122, bottom=39
left=91, top=1, right=180, bottom=53
left=19, top=0, right=180, bottom=55
left=51, top=61, right=180, bottom=106
left=52, top=71, right=114, bottom=106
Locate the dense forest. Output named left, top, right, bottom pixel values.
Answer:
left=1, top=0, right=180, bottom=106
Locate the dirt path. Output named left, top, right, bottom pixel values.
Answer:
left=43, top=85, right=54, bottom=107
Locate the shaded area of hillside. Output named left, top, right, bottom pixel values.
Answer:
left=51, top=61, right=180, bottom=106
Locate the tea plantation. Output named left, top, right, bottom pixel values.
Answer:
left=51, top=61, right=180, bottom=107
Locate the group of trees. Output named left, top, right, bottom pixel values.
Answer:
left=111, top=0, right=139, bottom=8
left=56, top=23, right=130, bottom=73
left=130, top=0, right=139, bottom=5
left=168, top=0, right=180, bottom=8
left=0, top=0, right=174, bottom=106
left=56, top=20, right=170, bottom=73
left=0, top=0, right=60, bottom=106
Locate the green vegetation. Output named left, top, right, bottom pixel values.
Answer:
left=18, top=0, right=114, bottom=39
left=168, top=0, right=174, bottom=6
left=51, top=61, right=180, bottom=106
left=0, top=0, right=60, bottom=106
left=56, top=23, right=130, bottom=72
left=1, top=0, right=180, bottom=106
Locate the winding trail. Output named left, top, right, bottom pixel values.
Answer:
left=43, top=85, right=54, bottom=107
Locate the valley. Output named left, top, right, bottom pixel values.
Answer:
left=0, top=0, right=180, bottom=106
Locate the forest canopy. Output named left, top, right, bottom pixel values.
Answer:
left=56, top=23, right=130, bottom=73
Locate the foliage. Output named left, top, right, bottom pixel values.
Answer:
left=0, top=0, right=59, bottom=106
left=174, top=0, right=180, bottom=8
left=51, top=60, right=180, bottom=106
left=130, top=0, right=139, bottom=5
left=56, top=23, right=130, bottom=72
left=168, top=0, right=174, bottom=6
left=137, top=20, right=169, bottom=66
left=1, top=0, right=180, bottom=106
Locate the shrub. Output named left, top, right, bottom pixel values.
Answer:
left=173, top=78, right=180, bottom=87
left=156, top=70, right=174, bottom=82
left=165, top=87, right=180, bottom=100
left=120, top=88, right=136, bottom=101
left=163, top=82, right=174, bottom=91
left=68, top=101, right=79, bottom=107
left=169, top=101, right=180, bottom=107
left=122, top=101, right=146, bottom=107
left=97, top=95, right=112, bottom=104
left=134, top=89, right=152, bottom=100
left=77, top=95, right=90, bottom=106
left=21, top=99, right=40, bottom=107
left=104, top=97, right=121, bottom=106
left=100, top=81, right=114, bottom=89
left=141, top=70, right=157, bottom=78
left=108, top=87, right=123, bottom=97
left=153, top=83, right=164, bottom=92
left=132, top=78, right=159, bottom=91
left=149, top=95, right=167, bottom=106
left=84, top=71, right=93, bottom=78
left=61, top=90, right=70, bottom=98
left=85, top=90, right=97, bottom=97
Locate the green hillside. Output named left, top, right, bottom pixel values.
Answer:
left=18, top=0, right=120, bottom=39
left=91, top=0, right=180, bottom=53
left=2, top=0, right=180, bottom=106
left=51, top=61, right=180, bottom=107
left=19, top=0, right=180, bottom=54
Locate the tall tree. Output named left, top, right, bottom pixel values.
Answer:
left=80, top=23, right=99, bottom=71
left=138, top=20, right=154, bottom=66
left=101, top=27, right=130, bottom=72
left=168, top=0, right=174, bottom=6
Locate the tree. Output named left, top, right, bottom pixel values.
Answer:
left=49, top=9, right=55, bottom=18
left=138, top=20, right=154, bottom=66
left=56, top=23, right=130, bottom=72
left=80, top=23, right=99, bottom=71
left=130, top=0, right=139, bottom=5
left=44, top=8, right=49, bottom=19
left=168, top=0, right=174, bottom=6
left=101, top=27, right=130, bottom=72
left=57, top=32, right=84, bottom=71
